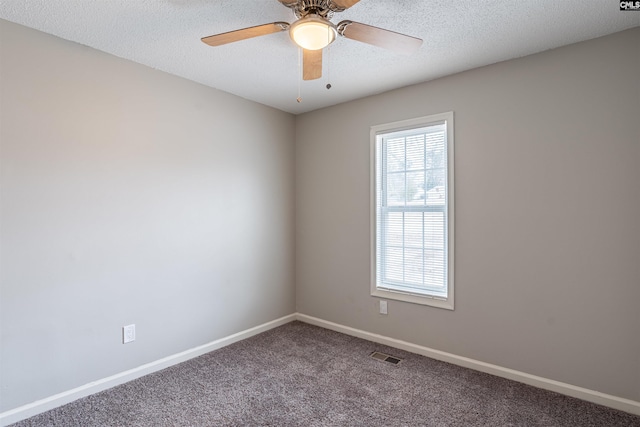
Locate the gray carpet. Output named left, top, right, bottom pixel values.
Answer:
left=10, top=321, right=640, bottom=426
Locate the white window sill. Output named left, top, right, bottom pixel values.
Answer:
left=371, top=287, right=454, bottom=310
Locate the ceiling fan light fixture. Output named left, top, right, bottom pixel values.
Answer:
left=290, top=14, right=337, bottom=50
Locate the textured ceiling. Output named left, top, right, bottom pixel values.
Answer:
left=1, top=0, right=638, bottom=114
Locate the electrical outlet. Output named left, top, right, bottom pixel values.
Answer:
left=379, top=300, right=388, bottom=315
left=123, top=324, right=135, bottom=344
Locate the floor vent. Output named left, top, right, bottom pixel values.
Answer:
left=370, top=351, right=402, bottom=365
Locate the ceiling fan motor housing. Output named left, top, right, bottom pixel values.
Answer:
left=292, top=0, right=335, bottom=19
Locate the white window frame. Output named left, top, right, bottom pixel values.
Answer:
left=370, top=112, right=455, bottom=310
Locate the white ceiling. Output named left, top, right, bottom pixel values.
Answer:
left=1, top=1, right=638, bottom=114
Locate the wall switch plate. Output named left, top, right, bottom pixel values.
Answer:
left=379, top=300, right=388, bottom=315
left=123, top=324, right=135, bottom=344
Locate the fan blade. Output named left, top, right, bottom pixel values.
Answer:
left=202, top=22, right=289, bottom=47
left=330, top=0, right=361, bottom=10
left=338, top=21, right=422, bottom=54
left=303, top=49, right=322, bottom=81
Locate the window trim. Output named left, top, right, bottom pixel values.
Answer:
left=370, top=112, right=455, bottom=310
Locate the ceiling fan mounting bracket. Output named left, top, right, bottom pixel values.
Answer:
left=282, top=0, right=336, bottom=20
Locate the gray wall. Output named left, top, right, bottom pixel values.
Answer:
left=296, top=27, right=640, bottom=401
left=0, top=20, right=295, bottom=412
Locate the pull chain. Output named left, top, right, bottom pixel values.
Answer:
left=297, top=47, right=302, bottom=103
left=326, top=27, right=332, bottom=90
left=326, top=42, right=332, bottom=90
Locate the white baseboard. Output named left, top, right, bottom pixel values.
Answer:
left=295, top=313, right=640, bottom=416
left=0, top=314, right=296, bottom=426
left=3, top=312, right=639, bottom=425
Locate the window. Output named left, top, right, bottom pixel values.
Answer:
left=371, top=112, right=454, bottom=310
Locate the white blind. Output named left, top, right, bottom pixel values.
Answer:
left=375, top=122, right=448, bottom=299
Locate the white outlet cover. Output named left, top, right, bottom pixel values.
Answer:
left=380, top=300, right=388, bottom=315
left=123, top=324, right=135, bottom=344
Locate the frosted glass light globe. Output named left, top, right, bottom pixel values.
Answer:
left=290, top=15, right=337, bottom=50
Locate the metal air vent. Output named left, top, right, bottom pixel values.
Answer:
left=370, top=351, right=402, bottom=365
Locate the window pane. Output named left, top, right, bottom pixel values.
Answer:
left=404, top=248, right=423, bottom=285
left=406, top=135, right=424, bottom=170
left=386, top=138, right=405, bottom=172
left=406, top=171, right=425, bottom=205
left=424, top=212, right=444, bottom=249
left=385, top=211, right=403, bottom=247
left=426, top=131, right=445, bottom=170
left=425, top=169, right=445, bottom=205
left=387, top=173, right=405, bottom=206
left=385, top=247, right=403, bottom=282
left=425, top=249, right=445, bottom=289
left=404, top=212, right=422, bottom=248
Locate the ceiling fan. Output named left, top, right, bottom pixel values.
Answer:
left=201, top=0, right=423, bottom=81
